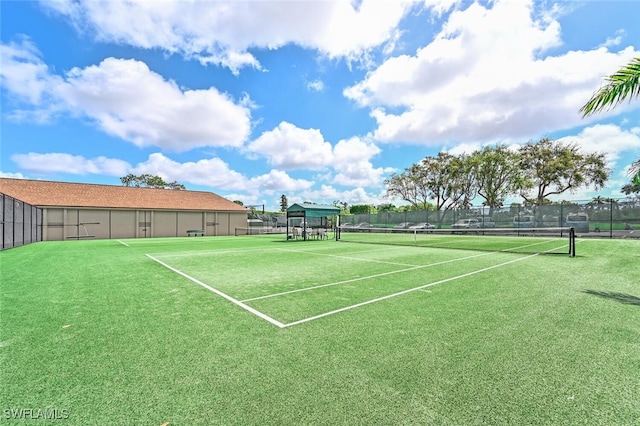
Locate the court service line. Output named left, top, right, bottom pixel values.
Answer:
left=116, top=240, right=129, bottom=247
left=275, top=247, right=421, bottom=267
left=243, top=237, right=568, bottom=303
left=241, top=251, right=494, bottom=302
left=145, top=254, right=286, bottom=329
left=281, top=252, right=540, bottom=328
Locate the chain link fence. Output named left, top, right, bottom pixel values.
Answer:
left=340, top=198, right=640, bottom=238
left=1, top=192, right=43, bottom=250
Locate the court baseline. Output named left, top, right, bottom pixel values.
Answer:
left=145, top=254, right=286, bottom=328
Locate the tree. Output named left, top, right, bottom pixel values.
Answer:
left=455, top=154, right=478, bottom=209
left=120, top=173, right=185, bottom=190
left=384, top=166, right=425, bottom=210
left=517, top=138, right=609, bottom=206
left=469, top=145, right=522, bottom=216
left=385, top=152, right=473, bottom=226
left=333, top=200, right=349, bottom=213
left=580, top=57, right=640, bottom=117
left=588, top=196, right=609, bottom=211
left=621, top=181, right=640, bottom=195
left=280, top=195, right=288, bottom=212
left=350, top=204, right=374, bottom=214
left=376, top=203, right=397, bottom=212
left=580, top=57, right=640, bottom=187
left=629, top=159, right=640, bottom=188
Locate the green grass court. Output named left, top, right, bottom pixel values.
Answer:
left=1, top=235, right=638, bottom=424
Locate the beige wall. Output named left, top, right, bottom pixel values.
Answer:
left=43, top=208, right=64, bottom=240
left=111, top=210, right=136, bottom=239
left=153, top=211, right=177, bottom=237
left=42, top=207, right=247, bottom=240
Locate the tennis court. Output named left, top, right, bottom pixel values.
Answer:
left=141, top=231, right=572, bottom=327
left=2, top=235, right=638, bottom=424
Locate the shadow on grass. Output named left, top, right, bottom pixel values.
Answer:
left=582, top=290, right=640, bottom=307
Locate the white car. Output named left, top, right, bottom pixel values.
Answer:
left=478, top=217, right=496, bottom=228
left=452, top=218, right=481, bottom=229
left=393, top=222, right=415, bottom=229
left=409, top=222, right=436, bottom=229
left=565, top=214, right=589, bottom=233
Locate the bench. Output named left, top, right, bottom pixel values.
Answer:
left=187, top=229, right=205, bottom=237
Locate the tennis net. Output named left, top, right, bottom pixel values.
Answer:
left=337, top=226, right=576, bottom=256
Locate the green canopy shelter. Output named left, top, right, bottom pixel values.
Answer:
left=286, top=203, right=340, bottom=240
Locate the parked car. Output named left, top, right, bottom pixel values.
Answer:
left=409, top=222, right=436, bottom=230
left=340, top=223, right=355, bottom=232
left=478, top=217, right=495, bottom=228
left=393, top=222, right=415, bottom=229
left=354, top=222, right=371, bottom=231
left=452, top=218, right=481, bottom=229
left=565, top=213, right=589, bottom=233
left=513, top=215, right=536, bottom=228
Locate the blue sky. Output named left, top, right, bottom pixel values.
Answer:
left=1, top=0, right=639, bottom=211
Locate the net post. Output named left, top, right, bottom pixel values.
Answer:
left=569, top=227, right=576, bottom=257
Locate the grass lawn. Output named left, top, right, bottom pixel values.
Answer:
left=1, top=236, right=639, bottom=425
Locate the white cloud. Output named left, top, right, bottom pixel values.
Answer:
left=247, top=122, right=333, bottom=170
left=8, top=151, right=254, bottom=191
left=306, top=79, right=325, bottom=92
left=1, top=40, right=252, bottom=151
left=0, top=38, right=66, bottom=122
left=331, top=136, right=389, bottom=187
left=247, top=124, right=389, bottom=187
left=248, top=170, right=314, bottom=193
left=133, top=153, right=248, bottom=190
left=344, top=0, right=640, bottom=146
left=337, top=187, right=384, bottom=206
left=445, top=142, right=483, bottom=157
left=64, top=58, right=252, bottom=151
left=11, top=152, right=130, bottom=176
left=599, top=29, right=625, bottom=48
left=557, top=124, right=640, bottom=169
left=290, top=185, right=387, bottom=208
left=40, top=0, right=422, bottom=73
left=0, top=171, right=28, bottom=179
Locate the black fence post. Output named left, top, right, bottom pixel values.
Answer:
left=610, top=199, right=613, bottom=239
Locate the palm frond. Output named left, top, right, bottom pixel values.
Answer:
left=580, top=57, right=640, bottom=117
left=630, top=158, right=640, bottom=184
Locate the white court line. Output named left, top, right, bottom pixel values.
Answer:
left=245, top=238, right=568, bottom=303
left=275, top=247, right=421, bottom=267
left=147, top=240, right=572, bottom=329
left=145, top=254, right=286, bottom=329
left=241, top=251, right=493, bottom=302
left=281, top=252, right=540, bottom=328
left=154, top=246, right=282, bottom=258
left=123, top=236, right=242, bottom=246
left=116, top=240, right=129, bottom=247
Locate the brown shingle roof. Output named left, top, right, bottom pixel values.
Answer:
left=0, top=178, right=248, bottom=212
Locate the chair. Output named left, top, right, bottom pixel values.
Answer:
left=292, top=227, right=301, bottom=239
left=316, top=228, right=327, bottom=240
